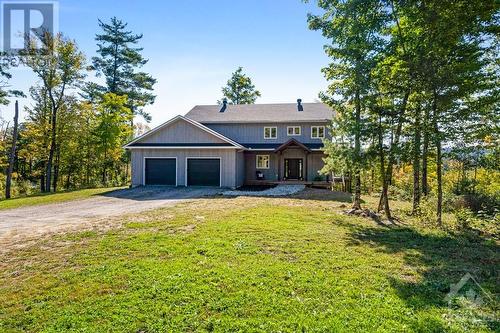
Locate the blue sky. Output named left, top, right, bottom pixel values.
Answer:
left=2, top=0, right=329, bottom=126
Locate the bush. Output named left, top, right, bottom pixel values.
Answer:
left=416, top=197, right=439, bottom=226
left=389, top=184, right=413, bottom=201
left=463, top=193, right=499, bottom=216
left=453, top=208, right=499, bottom=238
left=454, top=208, right=476, bottom=230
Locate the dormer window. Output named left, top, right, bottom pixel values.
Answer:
left=287, top=126, right=301, bottom=136
left=264, top=127, right=277, bottom=139
left=311, top=126, right=325, bottom=139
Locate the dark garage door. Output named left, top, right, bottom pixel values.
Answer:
left=145, top=158, right=176, bottom=185
left=187, top=159, right=220, bottom=186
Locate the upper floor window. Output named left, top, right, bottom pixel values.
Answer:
left=264, top=127, right=277, bottom=139
left=311, top=126, right=325, bottom=139
left=287, top=126, right=301, bottom=136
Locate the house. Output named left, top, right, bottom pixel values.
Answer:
left=124, top=99, right=333, bottom=188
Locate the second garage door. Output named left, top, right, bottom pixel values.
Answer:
left=145, top=158, right=176, bottom=185
left=187, top=158, right=221, bottom=186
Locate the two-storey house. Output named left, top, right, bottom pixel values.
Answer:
left=125, top=100, right=333, bottom=188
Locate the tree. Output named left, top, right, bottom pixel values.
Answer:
left=308, top=0, right=387, bottom=210
left=92, top=17, right=156, bottom=123
left=220, top=67, right=261, bottom=104
left=308, top=0, right=497, bottom=225
left=92, top=93, right=132, bottom=185
left=20, top=32, right=86, bottom=192
left=410, top=0, right=497, bottom=224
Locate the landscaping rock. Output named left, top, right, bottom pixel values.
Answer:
left=223, top=185, right=306, bottom=197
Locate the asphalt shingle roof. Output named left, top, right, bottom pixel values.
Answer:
left=184, top=103, right=334, bottom=123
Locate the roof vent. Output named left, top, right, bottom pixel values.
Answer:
left=297, top=98, right=303, bottom=111
left=220, top=98, right=227, bottom=112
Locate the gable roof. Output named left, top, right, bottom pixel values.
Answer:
left=275, top=138, right=312, bottom=153
left=124, top=115, right=245, bottom=149
left=185, top=103, right=334, bottom=123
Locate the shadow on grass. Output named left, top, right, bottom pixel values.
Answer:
left=348, top=223, right=499, bottom=329
left=292, top=188, right=355, bottom=203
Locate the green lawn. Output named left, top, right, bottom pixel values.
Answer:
left=0, top=191, right=498, bottom=332
left=0, top=187, right=125, bottom=211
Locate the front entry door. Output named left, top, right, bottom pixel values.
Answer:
left=285, top=159, right=303, bottom=180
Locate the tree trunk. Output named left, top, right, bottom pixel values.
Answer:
left=412, top=104, right=421, bottom=214
left=352, top=89, right=362, bottom=210
left=102, top=146, right=108, bottom=186
left=45, top=102, right=58, bottom=192
left=377, top=114, right=387, bottom=214
left=5, top=101, right=19, bottom=199
left=52, top=144, right=61, bottom=192
left=40, top=167, right=46, bottom=192
left=432, top=93, right=442, bottom=225
left=422, top=106, right=430, bottom=196
left=379, top=90, right=410, bottom=219
left=66, top=168, right=71, bottom=189
left=370, top=167, right=374, bottom=194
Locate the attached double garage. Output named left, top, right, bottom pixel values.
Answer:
left=126, top=116, right=245, bottom=188
left=143, top=156, right=220, bottom=187
left=131, top=149, right=243, bottom=188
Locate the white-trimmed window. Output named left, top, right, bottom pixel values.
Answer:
left=264, top=127, right=277, bottom=139
left=311, top=126, right=325, bottom=139
left=287, top=126, right=301, bottom=136
left=256, top=155, right=270, bottom=169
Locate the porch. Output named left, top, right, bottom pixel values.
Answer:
left=245, top=139, right=328, bottom=183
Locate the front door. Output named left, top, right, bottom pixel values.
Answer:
left=285, top=158, right=303, bottom=180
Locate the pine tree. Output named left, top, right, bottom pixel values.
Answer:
left=220, top=67, right=261, bottom=104
left=92, top=17, right=156, bottom=123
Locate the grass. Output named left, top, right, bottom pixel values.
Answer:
left=0, top=187, right=125, bottom=211
left=0, top=190, right=498, bottom=332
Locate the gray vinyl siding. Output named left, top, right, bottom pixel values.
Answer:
left=245, top=152, right=279, bottom=181
left=307, top=153, right=326, bottom=180
left=137, top=119, right=226, bottom=144
left=235, top=151, right=245, bottom=187
left=204, top=122, right=330, bottom=144
left=131, top=148, right=238, bottom=188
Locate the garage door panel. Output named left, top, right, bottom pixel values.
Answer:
left=145, top=158, right=176, bottom=185
left=187, top=159, right=220, bottom=186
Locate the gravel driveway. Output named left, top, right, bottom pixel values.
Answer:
left=0, top=187, right=221, bottom=241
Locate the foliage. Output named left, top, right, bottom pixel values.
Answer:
left=92, top=17, right=156, bottom=122
left=2, top=17, right=153, bottom=198
left=92, top=93, right=133, bottom=185
left=20, top=32, right=87, bottom=192
left=219, top=67, right=261, bottom=104
left=308, top=0, right=391, bottom=210
left=309, top=0, right=499, bottom=223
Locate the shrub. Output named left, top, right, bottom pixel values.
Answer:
left=454, top=208, right=476, bottom=231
